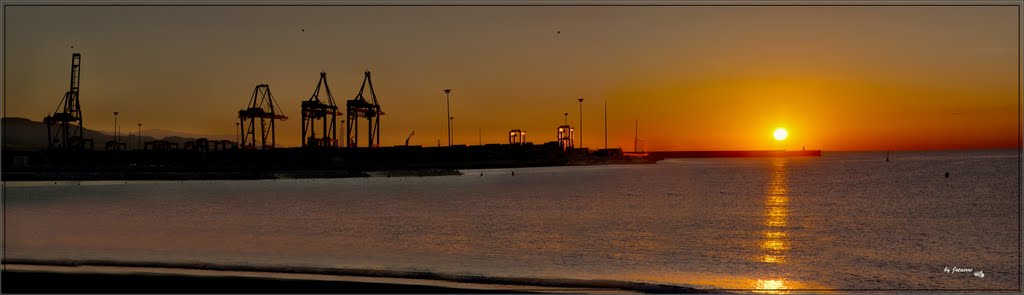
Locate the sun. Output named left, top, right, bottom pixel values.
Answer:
left=773, top=128, right=788, bottom=141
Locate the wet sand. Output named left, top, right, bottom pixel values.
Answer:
left=1, top=264, right=645, bottom=294
left=3, top=270, right=502, bottom=293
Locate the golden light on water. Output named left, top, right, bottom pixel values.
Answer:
left=760, top=239, right=790, bottom=251
left=760, top=254, right=785, bottom=263
left=767, top=192, right=788, bottom=202
left=754, top=279, right=790, bottom=294
left=757, top=159, right=791, bottom=265
left=765, top=206, right=789, bottom=227
left=746, top=159, right=832, bottom=292
left=763, top=231, right=787, bottom=239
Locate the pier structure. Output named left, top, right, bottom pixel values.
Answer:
left=644, top=150, right=822, bottom=161
left=18, top=54, right=824, bottom=182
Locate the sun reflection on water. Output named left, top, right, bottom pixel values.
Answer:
left=760, top=239, right=790, bottom=251
left=753, top=159, right=792, bottom=292
left=763, top=231, right=787, bottom=239
left=764, top=206, right=789, bottom=227
left=753, top=279, right=790, bottom=294
left=758, top=159, right=791, bottom=265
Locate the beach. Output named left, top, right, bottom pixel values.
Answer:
left=2, top=262, right=674, bottom=293
left=4, top=150, right=1019, bottom=292
left=3, top=267, right=525, bottom=293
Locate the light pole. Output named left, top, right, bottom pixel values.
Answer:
left=113, top=112, right=119, bottom=147
left=450, top=116, right=455, bottom=145
left=577, top=98, right=584, bottom=149
left=138, top=123, right=142, bottom=150
left=444, top=89, right=452, bottom=147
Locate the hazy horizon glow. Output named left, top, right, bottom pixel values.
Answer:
left=5, top=6, right=1019, bottom=151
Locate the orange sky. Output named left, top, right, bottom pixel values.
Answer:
left=4, top=6, right=1019, bottom=151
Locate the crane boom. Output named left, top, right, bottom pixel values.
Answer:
left=405, top=131, right=415, bottom=146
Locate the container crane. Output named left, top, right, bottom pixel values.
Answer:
left=405, top=131, right=415, bottom=146
left=44, top=53, right=93, bottom=150
left=238, top=84, right=287, bottom=149
left=346, top=71, right=384, bottom=148
left=301, top=72, right=341, bottom=148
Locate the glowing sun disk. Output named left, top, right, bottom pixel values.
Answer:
left=773, top=128, right=788, bottom=141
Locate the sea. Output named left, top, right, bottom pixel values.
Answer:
left=4, top=150, right=1020, bottom=292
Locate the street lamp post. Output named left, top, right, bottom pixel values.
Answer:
left=577, top=98, right=584, bottom=149
left=444, top=89, right=452, bottom=147
left=113, top=112, right=119, bottom=149
left=450, top=116, right=455, bottom=145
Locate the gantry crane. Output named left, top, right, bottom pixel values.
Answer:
left=558, top=125, right=574, bottom=151
left=509, top=129, right=526, bottom=145
left=238, top=84, right=287, bottom=149
left=346, top=71, right=384, bottom=148
left=301, top=72, right=341, bottom=148
left=44, top=53, right=92, bottom=150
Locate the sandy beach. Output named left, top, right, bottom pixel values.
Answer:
left=1, top=263, right=658, bottom=294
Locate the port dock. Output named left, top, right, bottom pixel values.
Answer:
left=641, top=149, right=822, bottom=162
left=3, top=146, right=823, bottom=181
left=3, top=53, right=821, bottom=181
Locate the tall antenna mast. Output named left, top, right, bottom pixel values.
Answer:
left=604, top=99, right=608, bottom=150
left=634, top=120, right=638, bottom=153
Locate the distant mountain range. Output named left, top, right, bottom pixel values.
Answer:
left=2, top=117, right=232, bottom=151
left=133, top=128, right=233, bottom=142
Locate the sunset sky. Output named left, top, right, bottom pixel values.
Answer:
left=4, top=5, right=1019, bottom=151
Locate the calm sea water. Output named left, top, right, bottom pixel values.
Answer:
left=4, top=150, right=1020, bottom=292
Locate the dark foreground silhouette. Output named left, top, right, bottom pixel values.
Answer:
left=1, top=259, right=710, bottom=293
left=2, top=270, right=520, bottom=293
